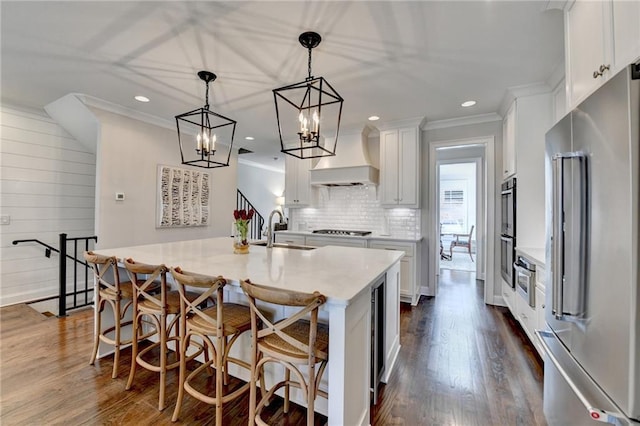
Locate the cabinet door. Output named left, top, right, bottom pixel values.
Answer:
left=398, top=127, right=419, bottom=207
left=295, top=158, right=311, bottom=205
left=567, top=0, right=611, bottom=106
left=400, top=258, right=411, bottom=299
left=612, top=0, right=640, bottom=70
left=502, top=102, right=516, bottom=179
left=380, top=130, right=399, bottom=204
left=284, top=157, right=311, bottom=207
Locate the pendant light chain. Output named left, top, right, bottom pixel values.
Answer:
left=307, top=46, right=313, bottom=80
left=204, top=80, right=210, bottom=110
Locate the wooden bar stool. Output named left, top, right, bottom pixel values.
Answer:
left=123, top=258, right=201, bottom=411
left=240, top=279, right=329, bottom=426
left=84, top=251, right=157, bottom=379
left=170, top=267, right=253, bottom=425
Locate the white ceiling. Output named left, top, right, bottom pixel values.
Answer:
left=1, top=1, right=564, bottom=169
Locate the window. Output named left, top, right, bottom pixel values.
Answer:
left=443, top=190, right=464, bottom=204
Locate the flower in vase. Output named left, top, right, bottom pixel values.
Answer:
left=233, top=208, right=255, bottom=245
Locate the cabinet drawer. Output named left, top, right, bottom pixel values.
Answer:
left=305, top=236, right=367, bottom=248
left=368, top=241, right=414, bottom=257
left=502, top=279, right=515, bottom=312
left=275, top=235, right=306, bottom=246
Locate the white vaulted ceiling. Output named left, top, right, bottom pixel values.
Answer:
left=1, top=1, right=563, bottom=167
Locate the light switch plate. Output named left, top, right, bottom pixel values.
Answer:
left=115, top=192, right=125, bottom=201
left=0, top=215, right=10, bottom=225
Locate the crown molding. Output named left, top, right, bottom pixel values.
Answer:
left=76, top=93, right=175, bottom=131
left=377, top=116, right=427, bottom=131
left=498, top=81, right=552, bottom=117
left=238, top=158, right=285, bottom=174
left=422, top=113, right=502, bottom=131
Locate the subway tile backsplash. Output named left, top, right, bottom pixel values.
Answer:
left=289, top=186, right=421, bottom=237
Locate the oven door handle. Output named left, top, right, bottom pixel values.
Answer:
left=513, top=262, right=533, bottom=277
left=501, top=188, right=513, bottom=196
left=500, top=236, right=512, bottom=242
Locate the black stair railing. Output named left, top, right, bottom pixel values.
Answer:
left=13, top=233, right=98, bottom=317
left=236, top=190, right=265, bottom=240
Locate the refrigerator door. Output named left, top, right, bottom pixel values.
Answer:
left=538, top=330, right=633, bottom=425
left=569, top=67, right=639, bottom=419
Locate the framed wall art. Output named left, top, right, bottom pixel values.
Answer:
left=157, top=164, right=210, bottom=228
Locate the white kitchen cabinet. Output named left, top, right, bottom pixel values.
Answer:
left=304, top=236, right=367, bottom=248
left=513, top=93, right=552, bottom=249
left=502, top=101, right=516, bottom=179
left=565, top=0, right=640, bottom=109
left=502, top=278, right=515, bottom=313
left=612, top=0, right=640, bottom=72
left=274, top=234, right=306, bottom=246
left=284, top=156, right=312, bottom=208
left=379, top=127, right=420, bottom=208
left=369, top=240, right=420, bottom=306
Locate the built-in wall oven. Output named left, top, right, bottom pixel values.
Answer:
left=500, top=178, right=516, bottom=287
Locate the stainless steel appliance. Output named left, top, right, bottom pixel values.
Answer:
left=312, top=229, right=372, bottom=236
left=370, top=275, right=385, bottom=404
left=537, top=65, right=640, bottom=425
left=514, top=255, right=535, bottom=308
left=500, top=177, right=516, bottom=287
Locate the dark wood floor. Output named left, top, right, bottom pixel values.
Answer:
left=0, top=269, right=545, bottom=425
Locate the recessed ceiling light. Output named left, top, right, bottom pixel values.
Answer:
left=368, top=115, right=380, bottom=121
left=134, top=95, right=150, bottom=103
left=461, top=100, right=476, bottom=107
left=245, top=136, right=255, bottom=140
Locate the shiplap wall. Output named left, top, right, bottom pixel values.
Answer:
left=0, top=105, right=96, bottom=306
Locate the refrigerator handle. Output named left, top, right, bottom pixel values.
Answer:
left=552, top=155, right=565, bottom=319
left=552, top=152, right=588, bottom=320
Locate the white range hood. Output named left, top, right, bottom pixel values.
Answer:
left=309, top=126, right=379, bottom=186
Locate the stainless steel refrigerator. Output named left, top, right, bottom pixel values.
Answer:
left=538, top=65, right=640, bottom=425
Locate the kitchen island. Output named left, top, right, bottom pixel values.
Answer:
left=94, top=237, right=403, bottom=426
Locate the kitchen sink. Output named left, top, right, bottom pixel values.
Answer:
left=250, top=242, right=315, bottom=250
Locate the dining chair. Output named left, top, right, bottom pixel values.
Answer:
left=170, top=267, right=252, bottom=425
left=84, top=251, right=158, bottom=379
left=123, top=258, right=201, bottom=411
left=449, top=225, right=475, bottom=261
left=240, top=279, right=328, bottom=426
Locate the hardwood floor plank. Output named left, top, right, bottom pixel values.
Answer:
left=1, top=270, right=545, bottom=425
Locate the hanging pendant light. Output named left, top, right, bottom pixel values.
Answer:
left=176, top=71, right=236, bottom=169
left=273, top=31, right=344, bottom=159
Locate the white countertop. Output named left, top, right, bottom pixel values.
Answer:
left=275, top=230, right=423, bottom=243
left=95, top=237, right=404, bottom=305
left=516, top=246, right=546, bottom=268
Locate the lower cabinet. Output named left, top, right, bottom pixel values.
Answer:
left=274, top=234, right=306, bottom=246
left=369, top=240, right=420, bottom=306
left=304, top=236, right=367, bottom=248
left=503, top=259, right=546, bottom=359
left=274, top=233, right=421, bottom=306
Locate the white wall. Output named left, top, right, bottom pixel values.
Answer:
left=91, top=107, right=237, bottom=249
left=0, top=105, right=96, bottom=306
left=421, top=120, right=503, bottom=299
left=237, top=160, right=285, bottom=230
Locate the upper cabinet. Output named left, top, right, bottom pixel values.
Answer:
left=565, top=0, right=640, bottom=109
left=284, top=156, right=312, bottom=208
left=502, top=101, right=517, bottom=180
left=380, top=126, right=420, bottom=208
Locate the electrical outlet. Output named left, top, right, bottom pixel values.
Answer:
left=0, top=215, right=10, bottom=225
left=115, top=192, right=125, bottom=201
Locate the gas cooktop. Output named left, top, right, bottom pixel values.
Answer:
left=312, top=229, right=372, bottom=236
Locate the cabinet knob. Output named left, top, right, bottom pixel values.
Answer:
left=593, top=64, right=611, bottom=78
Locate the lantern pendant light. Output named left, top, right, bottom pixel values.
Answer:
left=175, top=71, right=236, bottom=169
left=273, top=31, right=344, bottom=159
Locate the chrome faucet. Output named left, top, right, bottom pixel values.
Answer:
left=264, top=209, right=284, bottom=248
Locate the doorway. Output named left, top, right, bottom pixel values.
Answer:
left=439, top=161, right=478, bottom=274
left=427, top=137, right=496, bottom=304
